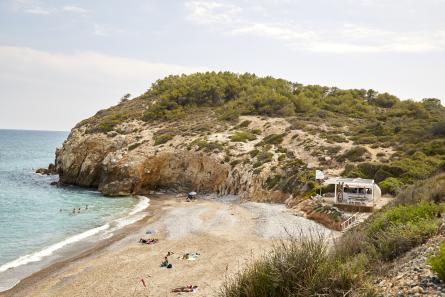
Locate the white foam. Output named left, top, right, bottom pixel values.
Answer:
left=105, top=196, right=150, bottom=233
left=0, top=223, right=110, bottom=273
left=129, top=196, right=150, bottom=215
left=0, top=196, right=150, bottom=274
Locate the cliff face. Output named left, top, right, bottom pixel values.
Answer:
left=55, top=109, right=388, bottom=203
left=55, top=113, right=350, bottom=203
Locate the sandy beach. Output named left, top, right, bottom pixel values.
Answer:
left=1, top=195, right=338, bottom=297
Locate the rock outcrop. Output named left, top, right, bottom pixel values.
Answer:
left=36, top=163, right=57, bottom=175
left=54, top=111, right=360, bottom=202
left=53, top=114, right=331, bottom=202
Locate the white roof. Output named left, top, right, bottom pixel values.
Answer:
left=324, top=177, right=374, bottom=187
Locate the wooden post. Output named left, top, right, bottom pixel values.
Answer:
left=334, top=184, right=337, bottom=203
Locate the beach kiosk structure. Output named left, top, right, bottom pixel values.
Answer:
left=323, top=177, right=381, bottom=211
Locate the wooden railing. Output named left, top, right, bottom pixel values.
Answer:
left=341, top=212, right=360, bottom=231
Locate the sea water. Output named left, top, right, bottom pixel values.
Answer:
left=0, top=129, right=146, bottom=290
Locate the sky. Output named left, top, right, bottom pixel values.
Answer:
left=1, top=0, right=444, bottom=131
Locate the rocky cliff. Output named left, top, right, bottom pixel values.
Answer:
left=55, top=109, right=367, bottom=203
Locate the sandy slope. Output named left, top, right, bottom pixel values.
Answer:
left=2, top=195, right=338, bottom=297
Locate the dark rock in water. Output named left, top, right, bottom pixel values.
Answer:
left=36, top=168, right=50, bottom=175
left=36, top=163, right=57, bottom=175
left=48, top=163, right=56, bottom=173
left=50, top=181, right=58, bottom=186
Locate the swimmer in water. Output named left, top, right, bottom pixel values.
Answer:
left=85, top=204, right=88, bottom=210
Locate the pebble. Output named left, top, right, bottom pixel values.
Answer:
left=376, top=235, right=445, bottom=297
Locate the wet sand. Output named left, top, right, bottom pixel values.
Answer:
left=1, top=195, right=338, bottom=297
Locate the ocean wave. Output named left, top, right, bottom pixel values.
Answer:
left=129, top=196, right=150, bottom=215
left=105, top=196, right=150, bottom=233
left=0, top=224, right=110, bottom=273
left=0, top=196, right=150, bottom=274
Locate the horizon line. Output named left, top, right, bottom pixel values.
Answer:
left=0, top=128, right=69, bottom=133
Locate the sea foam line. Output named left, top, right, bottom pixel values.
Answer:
left=0, top=224, right=110, bottom=273
left=0, top=196, right=150, bottom=273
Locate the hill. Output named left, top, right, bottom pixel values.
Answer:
left=56, top=72, right=445, bottom=201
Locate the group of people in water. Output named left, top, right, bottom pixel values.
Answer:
left=58, top=205, right=89, bottom=214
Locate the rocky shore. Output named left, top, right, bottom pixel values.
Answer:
left=376, top=234, right=445, bottom=297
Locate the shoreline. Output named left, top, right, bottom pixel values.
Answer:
left=1, top=195, right=338, bottom=297
left=0, top=196, right=164, bottom=297
left=0, top=195, right=153, bottom=294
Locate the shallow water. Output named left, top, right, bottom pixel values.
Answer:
left=0, top=129, right=141, bottom=288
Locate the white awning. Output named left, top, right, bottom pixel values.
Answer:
left=324, top=177, right=374, bottom=187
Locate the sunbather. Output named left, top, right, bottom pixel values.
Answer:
left=171, top=285, right=198, bottom=293
left=139, top=238, right=158, bottom=244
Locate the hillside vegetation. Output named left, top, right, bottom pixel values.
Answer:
left=78, top=72, right=445, bottom=195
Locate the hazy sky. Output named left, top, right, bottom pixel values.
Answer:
left=1, top=0, right=445, bottom=131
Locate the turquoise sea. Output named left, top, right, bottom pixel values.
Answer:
left=0, top=129, right=148, bottom=291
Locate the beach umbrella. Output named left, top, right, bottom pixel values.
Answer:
left=189, top=191, right=197, bottom=195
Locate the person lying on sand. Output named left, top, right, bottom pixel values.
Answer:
left=171, top=285, right=198, bottom=293
left=139, top=238, right=158, bottom=245
left=166, top=251, right=174, bottom=257
left=179, top=252, right=200, bottom=260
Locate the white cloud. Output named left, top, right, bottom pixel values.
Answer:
left=13, top=1, right=89, bottom=16
left=62, top=6, right=89, bottom=14
left=186, top=1, right=241, bottom=25
left=24, top=6, right=50, bottom=14
left=0, top=46, right=206, bottom=130
left=185, top=0, right=445, bottom=53
left=13, top=0, right=52, bottom=15
left=231, top=23, right=316, bottom=42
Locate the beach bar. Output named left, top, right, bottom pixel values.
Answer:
left=324, top=177, right=381, bottom=212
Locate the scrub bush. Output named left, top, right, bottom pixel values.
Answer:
left=429, top=244, right=445, bottom=282
left=230, top=131, right=257, bottom=142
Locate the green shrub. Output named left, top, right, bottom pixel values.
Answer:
left=220, top=235, right=371, bottom=297
left=370, top=93, right=399, bottom=108
left=191, top=139, right=225, bottom=152
left=432, top=121, right=445, bottom=137
left=249, top=149, right=259, bottom=158
left=258, top=133, right=285, bottom=146
left=256, top=151, right=273, bottom=163
left=237, top=120, right=251, bottom=128
left=230, top=131, right=257, bottom=142
left=251, top=128, right=262, bottom=135
left=370, top=220, right=438, bottom=261
left=428, top=244, right=445, bottom=281
left=253, top=150, right=273, bottom=167
left=153, top=132, right=175, bottom=145
left=379, top=177, right=403, bottom=195
left=128, top=142, right=141, bottom=150
left=365, top=201, right=442, bottom=260
left=338, top=146, right=369, bottom=162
